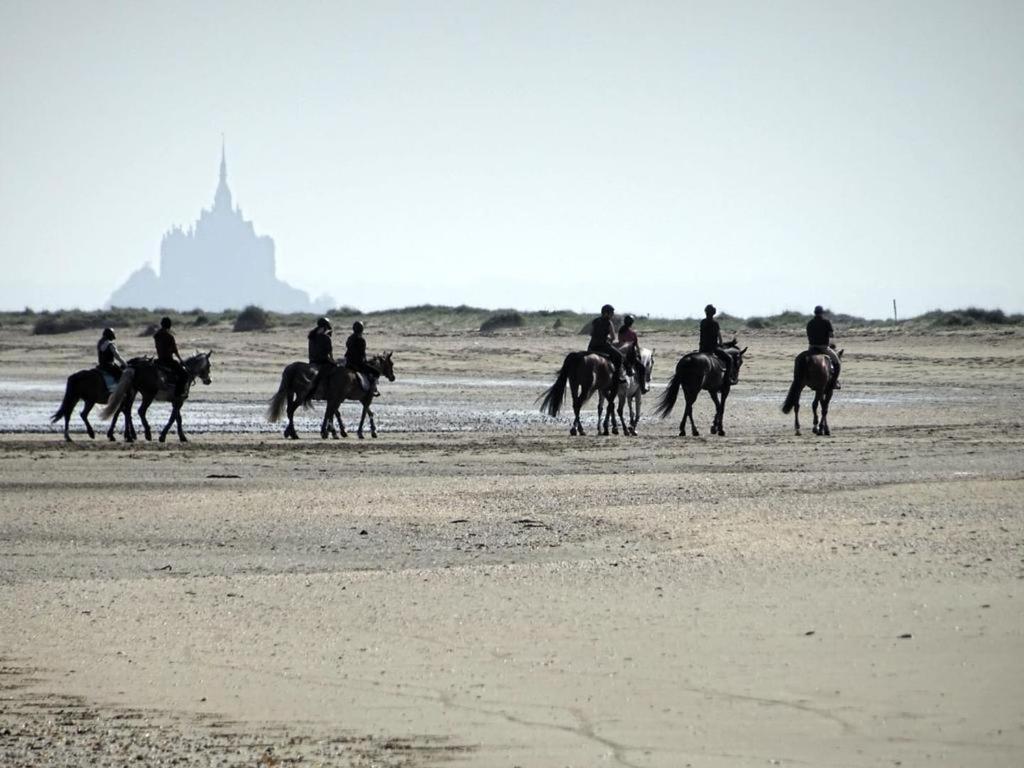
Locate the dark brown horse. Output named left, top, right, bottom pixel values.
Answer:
left=654, top=343, right=747, bottom=436
left=266, top=352, right=395, bottom=439
left=100, top=353, right=213, bottom=442
left=51, top=368, right=132, bottom=442
left=782, top=349, right=843, bottom=436
left=538, top=351, right=622, bottom=436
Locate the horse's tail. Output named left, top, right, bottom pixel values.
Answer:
left=781, top=359, right=802, bottom=414
left=100, top=369, right=134, bottom=420
left=538, top=353, right=578, bottom=418
left=51, top=373, right=80, bottom=423
left=267, top=368, right=291, bottom=422
left=653, top=367, right=682, bottom=419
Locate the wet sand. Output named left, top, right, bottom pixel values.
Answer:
left=2, top=322, right=1023, bottom=766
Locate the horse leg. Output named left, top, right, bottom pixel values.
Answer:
left=320, top=404, right=333, bottom=439
left=106, top=405, right=118, bottom=441
left=335, top=410, right=347, bottom=438
left=821, top=390, right=832, bottom=436
left=158, top=404, right=176, bottom=442
left=570, top=382, right=582, bottom=436
left=175, top=405, right=187, bottom=442
left=793, top=400, right=801, bottom=436
left=812, top=393, right=821, bottom=436
left=716, top=390, right=729, bottom=437
left=284, top=394, right=299, bottom=439
left=368, top=401, right=378, bottom=438
left=139, top=395, right=153, bottom=441
left=81, top=401, right=96, bottom=439
left=357, top=403, right=368, bottom=439
left=121, top=395, right=135, bottom=443
left=597, top=392, right=606, bottom=436
left=617, top=394, right=628, bottom=437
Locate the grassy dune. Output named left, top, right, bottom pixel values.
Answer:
left=1, top=304, right=1021, bottom=337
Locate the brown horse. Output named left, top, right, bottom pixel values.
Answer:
left=100, top=353, right=213, bottom=443
left=654, top=343, right=747, bottom=436
left=267, top=352, right=394, bottom=439
left=538, top=351, right=622, bottom=436
left=51, top=368, right=132, bottom=442
left=782, top=349, right=843, bottom=436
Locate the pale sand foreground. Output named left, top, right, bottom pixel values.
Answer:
left=1, top=323, right=1023, bottom=767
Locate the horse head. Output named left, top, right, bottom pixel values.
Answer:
left=375, top=351, right=395, bottom=382
left=186, top=350, right=213, bottom=385
left=726, top=344, right=748, bottom=382
left=640, top=347, right=655, bottom=393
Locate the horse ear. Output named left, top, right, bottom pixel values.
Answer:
left=837, top=349, right=844, bottom=358
left=208, top=350, right=213, bottom=358
left=386, top=351, right=392, bottom=359
left=740, top=347, right=748, bottom=355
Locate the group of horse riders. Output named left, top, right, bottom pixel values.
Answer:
left=585, top=302, right=841, bottom=389
left=306, top=317, right=381, bottom=398
left=92, top=315, right=380, bottom=403
left=95, top=316, right=189, bottom=397
left=92, top=305, right=838, bottom=402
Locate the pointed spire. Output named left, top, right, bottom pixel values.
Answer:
left=213, top=134, right=233, bottom=212
left=219, top=134, right=227, bottom=185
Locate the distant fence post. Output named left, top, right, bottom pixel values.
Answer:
left=893, top=299, right=898, bottom=325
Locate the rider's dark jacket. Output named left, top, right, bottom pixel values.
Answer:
left=345, top=332, right=366, bottom=364
left=308, top=329, right=334, bottom=365
left=154, top=328, right=179, bottom=364
left=699, top=318, right=721, bottom=354
left=97, top=338, right=123, bottom=380
left=588, top=316, right=615, bottom=352
left=806, top=316, right=834, bottom=348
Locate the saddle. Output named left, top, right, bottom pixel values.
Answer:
left=94, top=368, right=119, bottom=394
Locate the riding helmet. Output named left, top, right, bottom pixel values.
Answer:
left=705, top=304, right=716, bottom=315
left=813, top=305, right=824, bottom=316
left=353, top=321, right=364, bottom=333
left=160, top=316, right=172, bottom=329
left=623, top=314, right=635, bottom=327
left=102, top=327, right=116, bottom=340
left=601, top=304, right=614, bottom=314
left=316, top=316, right=331, bottom=330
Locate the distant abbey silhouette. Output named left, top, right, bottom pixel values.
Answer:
left=109, top=142, right=333, bottom=312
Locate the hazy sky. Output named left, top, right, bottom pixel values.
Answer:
left=2, top=1, right=1022, bottom=318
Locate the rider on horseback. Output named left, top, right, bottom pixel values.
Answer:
left=699, top=305, right=735, bottom=384
left=305, top=316, right=336, bottom=401
left=589, top=304, right=627, bottom=382
left=800, top=305, right=842, bottom=389
left=345, top=321, right=381, bottom=397
left=97, top=328, right=126, bottom=383
left=617, top=314, right=640, bottom=379
left=154, top=317, right=188, bottom=398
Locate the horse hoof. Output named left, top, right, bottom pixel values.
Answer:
left=795, top=430, right=801, bottom=436
left=180, top=436, right=188, bottom=443
left=371, top=432, right=378, bottom=438
left=357, top=433, right=365, bottom=440
left=107, top=434, right=115, bottom=442
left=692, top=430, right=700, bottom=437
left=158, top=435, right=167, bottom=443
left=718, top=430, right=725, bottom=437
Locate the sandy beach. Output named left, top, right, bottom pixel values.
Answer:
left=2, top=320, right=1023, bottom=767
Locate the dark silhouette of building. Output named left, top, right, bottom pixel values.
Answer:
left=109, top=143, right=333, bottom=312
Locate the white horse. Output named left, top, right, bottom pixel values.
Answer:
left=596, top=347, right=654, bottom=436
left=615, top=347, right=654, bottom=436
